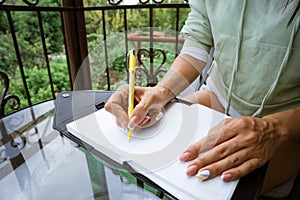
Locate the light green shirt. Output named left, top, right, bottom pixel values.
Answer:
left=181, top=0, right=300, bottom=117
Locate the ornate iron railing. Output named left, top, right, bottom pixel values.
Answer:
left=0, top=0, right=189, bottom=6
left=0, top=0, right=189, bottom=115
left=0, top=71, right=20, bottom=118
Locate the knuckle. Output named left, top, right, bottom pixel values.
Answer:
left=234, top=168, right=243, bottom=178
left=248, top=162, right=258, bottom=172
left=209, top=165, right=222, bottom=176
left=138, top=102, right=148, bottom=111
left=223, top=118, right=231, bottom=125
left=189, top=145, right=200, bottom=154
left=236, top=117, right=249, bottom=128
left=185, top=150, right=199, bottom=161
left=214, top=146, right=228, bottom=159
left=229, top=155, right=241, bottom=165
left=205, top=137, right=218, bottom=149
left=192, top=158, right=204, bottom=168
left=104, top=102, right=111, bottom=112
left=118, top=84, right=129, bottom=90
left=231, top=140, right=240, bottom=150
left=192, top=156, right=206, bottom=166
left=244, top=131, right=260, bottom=144
left=246, top=159, right=261, bottom=173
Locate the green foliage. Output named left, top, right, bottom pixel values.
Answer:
left=0, top=0, right=64, bottom=75
left=50, top=58, right=71, bottom=93
left=3, top=58, right=70, bottom=115
left=83, top=0, right=189, bottom=90
left=0, top=35, right=17, bottom=73
left=25, top=66, right=53, bottom=103
left=25, top=58, right=70, bottom=104
left=40, top=12, right=64, bottom=54
left=87, top=31, right=129, bottom=90
left=1, top=0, right=190, bottom=114
left=0, top=11, right=9, bottom=34
left=154, top=7, right=190, bottom=30
left=13, top=11, right=63, bottom=56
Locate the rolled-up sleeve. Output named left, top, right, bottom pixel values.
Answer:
left=181, top=0, right=213, bottom=53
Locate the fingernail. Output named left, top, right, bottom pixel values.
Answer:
left=128, top=115, right=139, bottom=130
left=179, top=152, right=191, bottom=161
left=141, top=115, right=151, bottom=125
left=196, top=170, right=210, bottom=180
left=155, top=112, right=164, bottom=121
left=187, top=165, right=198, bottom=176
left=121, top=124, right=128, bottom=132
left=221, top=173, right=232, bottom=182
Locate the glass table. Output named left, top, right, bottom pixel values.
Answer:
left=0, top=99, right=160, bottom=200
left=0, top=90, right=268, bottom=200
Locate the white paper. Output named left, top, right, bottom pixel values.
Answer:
left=66, top=102, right=238, bottom=200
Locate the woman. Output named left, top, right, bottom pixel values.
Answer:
left=105, top=0, right=300, bottom=196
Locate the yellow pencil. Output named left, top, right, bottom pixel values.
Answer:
left=128, top=50, right=136, bottom=142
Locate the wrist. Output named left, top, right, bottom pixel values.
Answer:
left=155, top=83, right=176, bottom=103
left=263, top=107, right=300, bottom=145
left=262, top=115, right=289, bottom=147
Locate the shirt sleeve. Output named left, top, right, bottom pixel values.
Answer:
left=181, top=0, right=213, bottom=53
left=180, top=39, right=209, bottom=63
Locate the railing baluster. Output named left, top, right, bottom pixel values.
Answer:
left=37, top=11, right=55, bottom=99
left=149, top=7, right=154, bottom=81
left=6, top=10, right=32, bottom=107
left=0, top=71, right=20, bottom=118
left=175, top=7, right=180, bottom=57
left=102, top=9, right=111, bottom=90
left=123, top=8, right=130, bottom=85
left=0, top=1, right=189, bottom=107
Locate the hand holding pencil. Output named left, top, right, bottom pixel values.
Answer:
left=105, top=49, right=169, bottom=142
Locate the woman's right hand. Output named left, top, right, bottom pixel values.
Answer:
left=104, top=84, right=175, bottom=131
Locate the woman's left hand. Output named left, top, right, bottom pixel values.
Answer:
left=179, top=116, right=287, bottom=181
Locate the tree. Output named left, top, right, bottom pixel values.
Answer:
left=4, top=58, right=70, bottom=114
left=13, top=0, right=63, bottom=56
left=1, top=0, right=190, bottom=113
left=0, top=11, right=9, bottom=34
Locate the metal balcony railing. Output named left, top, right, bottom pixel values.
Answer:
left=0, top=0, right=190, bottom=116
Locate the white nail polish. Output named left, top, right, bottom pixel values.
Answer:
left=128, top=116, right=138, bottom=130
left=155, top=112, right=164, bottom=121
left=127, top=124, right=134, bottom=131
left=220, top=174, right=225, bottom=181
left=196, top=170, right=210, bottom=180
left=122, top=125, right=128, bottom=132
left=141, top=115, right=151, bottom=125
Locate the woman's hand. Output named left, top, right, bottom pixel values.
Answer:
left=104, top=84, right=175, bottom=131
left=179, top=116, right=288, bottom=181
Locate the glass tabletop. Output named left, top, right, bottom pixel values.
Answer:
left=0, top=100, right=160, bottom=200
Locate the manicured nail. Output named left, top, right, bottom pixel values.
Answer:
left=196, top=170, right=210, bottom=180
left=155, top=112, right=164, bottom=121
left=221, top=173, right=232, bottom=182
left=141, top=115, right=151, bottom=125
left=121, top=124, right=128, bottom=132
left=128, top=116, right=139, bottom=130
left=179, top=152, right=191, bottom=161
left=187, top=165, right=198, bottom=176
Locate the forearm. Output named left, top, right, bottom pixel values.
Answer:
left=156, top=54, right=207, bottom=102
left=263, top=106, right=300, bottom=145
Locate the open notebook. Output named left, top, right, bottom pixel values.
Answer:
left=66, top=102, right=239, bottom=200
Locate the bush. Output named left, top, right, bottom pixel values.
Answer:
left=3, top=58, right=70, bottom=115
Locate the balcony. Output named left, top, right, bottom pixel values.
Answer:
left=0, top=0, right=190, bottom=116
